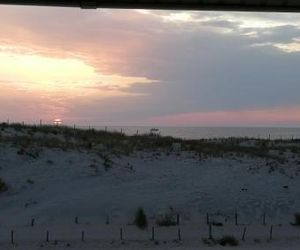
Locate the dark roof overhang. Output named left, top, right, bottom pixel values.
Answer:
left=0, top=0, right=300, bottom=12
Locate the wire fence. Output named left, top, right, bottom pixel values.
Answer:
left=1, top=213, right=299, bottom=246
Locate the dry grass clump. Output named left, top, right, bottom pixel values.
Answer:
left=292, top=213, right=300, bottom=226
left=134, top=207, right=148, bottom=229
left=217, top=235, right=239, bottom=246
left=1, top=123, right=299, bottom=163
left=156, top=207, right=177, bottom=227
left=0, top=178, right=8, bottom=193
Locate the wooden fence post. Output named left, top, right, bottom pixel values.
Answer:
left=263, top=213, right=266, bottom=225
left=177, top=213, right=180, bottom=225
left=11, top=230, right=14, bottom=244
left=209, top=224, right=213, bottom=239
left=178, top=228, right=181, bottom=241
left=82, top=231, right=85, bottom=242
left=31, top=218, right=35, bottom=227
left=106, top=215, right=110, bottom=225
left=46, top=231, right=49, bottom=242
left=269, top=225, right=273, bottom=240
left=151, top=226, right=155, bottom=241
left=75, top=216, right=78, bottom=224
left=242, top=227, right=247, bottom=241
left=120, top=228, right=123, bottom=241
left=235, top=211, right=238, bottom=226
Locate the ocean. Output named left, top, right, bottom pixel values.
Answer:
left=79, top=126, right=300, bottom=140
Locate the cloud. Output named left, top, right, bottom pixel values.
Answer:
left=1, top=6, right=300, bottom=125
left=272, top=39, right=300, bottom=53
left=0, top=83, right=68, bottom=122
left=145, top=107, right=300, bottom=127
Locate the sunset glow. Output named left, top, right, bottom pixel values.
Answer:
left=53, top=118, right=62, bottom=125
left=0, top=6, right=300, bottom=126
left=146, top=107, right=300, bottom=127
left=0, top=46, right=152, bottom=94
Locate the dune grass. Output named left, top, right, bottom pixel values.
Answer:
left=0, top=122, right=299, bottom=162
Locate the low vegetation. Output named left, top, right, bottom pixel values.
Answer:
left=202, top=235, right=239, bottom=247
left=156, top=207, right=177, bottom=226
left=217, top=235, right=239, bottom=246
left=292, top=213, right=300, bottom=226
left=99, top=153, right=113, bottom=171
left=26, top=179, right=34, bottom=185
left=0, top=178, right=8, bottom=193
left=202, top=237, right=218, bottom=246
left=0, top=122, right=299, bottom=163
left=134, top=207, right=148, bottom=229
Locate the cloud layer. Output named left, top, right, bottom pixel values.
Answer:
left=1, top=6, right=300, bottom=126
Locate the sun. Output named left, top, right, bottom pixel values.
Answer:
left=53, top=119, right=62, bottom=125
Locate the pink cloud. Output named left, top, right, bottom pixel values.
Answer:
left=0, top=82, right=70, bottom=123
left=0, top=7, right=162, bottom=78
left=146, top=107, right=300, bottom=126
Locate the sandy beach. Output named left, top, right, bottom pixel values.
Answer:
left=1, top=123, right=300, bottom=249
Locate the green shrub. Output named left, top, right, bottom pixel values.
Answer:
left=293, top=213, right=300, bottom=226
left=218, top=236, right=239, bottom=246
left=0, top=178, right=8, bottom=193
left=156, top=207, right=177, bottom=226
left=46, top=160, right=54, bottom=165
left=202, top=238, right=217, bottom=246
left=103, top=158, right=112, bottom=170
left=134, top=207, right=148, bottom=229
left=26, top=179, right=34, bottom=185
left=156, top=213, right=176, bottom=226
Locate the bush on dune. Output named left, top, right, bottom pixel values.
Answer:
left=134, top=207, right=148, bottom=229
left=292, top=213, right=300, bottom=226
left=0, top=178, right=8, bottom=193
left=217, top=236, right=239, bottom=246
left=156, top=210, right=177, bottom=227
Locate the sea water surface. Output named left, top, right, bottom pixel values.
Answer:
left=79, top=126, right=300, bottom=140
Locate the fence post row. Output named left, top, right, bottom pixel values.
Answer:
left=5, top=214, right=284, bottom=243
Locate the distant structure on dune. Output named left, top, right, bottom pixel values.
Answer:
left=150, top=127, right=160, bottom=136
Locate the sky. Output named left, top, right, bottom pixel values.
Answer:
left=0, top=6, right=300, bottom=127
